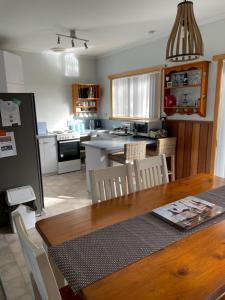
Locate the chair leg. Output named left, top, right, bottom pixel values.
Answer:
left=171, top=155, right=175, bottom=181
left=108, top=159, right=113, bottom=167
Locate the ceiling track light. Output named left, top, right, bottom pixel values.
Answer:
left=54, top=30, right=90, bottom=50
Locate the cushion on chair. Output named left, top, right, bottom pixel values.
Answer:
left=59, top=285, right=82, bottom=300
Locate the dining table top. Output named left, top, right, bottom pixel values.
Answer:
left=36, top=173, right=225, bottom=300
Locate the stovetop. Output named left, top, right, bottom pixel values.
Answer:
left=57, top=132, right=80, bottom=141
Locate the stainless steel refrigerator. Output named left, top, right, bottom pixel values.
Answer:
left=0, top=93, right=43, bottom=227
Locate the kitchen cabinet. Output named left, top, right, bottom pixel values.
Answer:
left=0, top=51, right=25, bottom=92
left=39, top=136, right=58, bottom=175
left=72, top=83, right=101, bottom=114
left=164, top=61, right=209, bottom=117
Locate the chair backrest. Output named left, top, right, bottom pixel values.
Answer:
left=13, top=212, right=62, bottom=300
left=124, top=141, right=146, bottom=163
left=156, top=137, right=176, bottom=157
left=89, top=164, right=134, bottom=203
left=134, top=154, right=169, bottom=191
left=0, top=276, right=7, bottom=300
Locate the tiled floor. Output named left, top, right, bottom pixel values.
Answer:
left=0, top=169, right=91, bottom=300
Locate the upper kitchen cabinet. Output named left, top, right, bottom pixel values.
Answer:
left=164, top=61, right=209, bottom=117
left=0, top=51, right=25, bottom=93
left=72, top=83, right=101, bottom=114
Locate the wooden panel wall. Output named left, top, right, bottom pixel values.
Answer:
left=166, top=120, right=213, bottom=179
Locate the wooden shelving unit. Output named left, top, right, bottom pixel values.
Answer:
left=72, top=83, right=101, bottom=114
left=164, top=84, right=201, bottom=90
left=164, top=61, right=209, bottom=117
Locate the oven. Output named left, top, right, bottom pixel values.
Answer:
left=57, top=134, right=81, bottom=174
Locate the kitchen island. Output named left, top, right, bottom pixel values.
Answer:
left=83, top=136, right=156, bottom=191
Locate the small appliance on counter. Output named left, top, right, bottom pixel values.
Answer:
left=89, top=119, right=102, bottom=130
left=94, top=119, right=102, bottom=129
left=68, top=120, right=85, bottom=134
left=89, top=119, right=95, bottom=130
left=133, top=121, right=152, bottom=137
left=149, top=129, right=167, bottom=139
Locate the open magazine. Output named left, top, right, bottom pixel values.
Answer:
left=152, top=196, right=225, bottom=230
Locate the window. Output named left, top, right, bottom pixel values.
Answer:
left=109, top=67, right=162, bottom=120
left=64, top=53, right=79, bottom=77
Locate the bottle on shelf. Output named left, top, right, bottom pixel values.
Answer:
left=183, top=72, right=188, bottom=85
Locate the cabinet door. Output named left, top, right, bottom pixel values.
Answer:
left=3, top=51, right=24, bottom=85
left=38, top=140, right=47, bottom=174
left=39, top=137, right=58, bottom=175
left=43, top=139, right=58, bottom=174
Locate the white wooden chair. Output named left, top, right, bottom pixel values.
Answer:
left=108, top=141, right=146, bottom=165
left=89, top=164, right=134, bottom=203
left=134, top=154, right=169, bottom=191
left=13, top=212, right=81, bottom=300
left=0, top=277, right=6, bottom=300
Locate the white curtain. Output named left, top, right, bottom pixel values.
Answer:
left=112, top=72, right=160, bottom=119
left=215, top=63, right=225, bottom=177
left=64, top=53, right=79, bottom=77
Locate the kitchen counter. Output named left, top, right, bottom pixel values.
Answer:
left=37, top=134, right=57, bottom=138
left=83, top=135, right=156, bottom=191
left=82, top=136, right=155, bottom=151
left=37, top=129, right=109, bottom=139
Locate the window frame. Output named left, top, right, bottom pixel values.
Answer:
left=108, top=65, right=164, bottom=121
left=211, top=54, right=225, bottom=173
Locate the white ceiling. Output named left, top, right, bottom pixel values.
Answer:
left=0, top=0, right=225, bottom=57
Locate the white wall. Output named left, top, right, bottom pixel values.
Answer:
left=17, top=51, right=97, bottom=131
left=97, top=19, right=225, bottom=121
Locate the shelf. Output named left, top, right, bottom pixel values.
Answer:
left=78, top=98, right=99, bottom=100
left=76, top=106, right=97, bottom=108
left=76, top=110, right=97, bottom=113
left=165, top=84, right=201, bottom=90
left=165, top=106, right=199, bottom=109
left=78, top=83, right=99, bottom=86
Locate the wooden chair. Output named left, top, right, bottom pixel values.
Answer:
left=13, top=212, right=81, bottom=300
left=146, top=137, right=176, bottom=181
left=0, top=277, right=6, bottom=300
left=108, top=141, right=146, bottom=165
left=89, top=164, right=134, bottom=203
left=134, top=155, right=169, bottom=191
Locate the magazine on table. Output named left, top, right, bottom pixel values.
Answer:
left=152, top=196, right=225, bottom=230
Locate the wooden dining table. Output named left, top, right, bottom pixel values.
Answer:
left=36, top=173, right=225, bottom=300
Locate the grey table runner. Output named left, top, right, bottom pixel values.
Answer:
left=49, top=185, right=225, bottom=294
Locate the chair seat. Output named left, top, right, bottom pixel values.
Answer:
left=108, top=152, right=126, bottom=164
left=59, top=285, right=82, bottom=300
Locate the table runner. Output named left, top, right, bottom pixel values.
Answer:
left=49, top=185, right=225, bottom=294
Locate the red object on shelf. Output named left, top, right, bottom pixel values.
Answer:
left=165, top=95, right=176, bottom=107
left=0, top=130, right=6, bottom=136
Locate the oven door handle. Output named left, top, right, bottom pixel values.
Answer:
left=58, top=139, right=80, bottom=144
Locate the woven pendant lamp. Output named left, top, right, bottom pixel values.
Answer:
left=166, top=0, right=204, bottom=62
